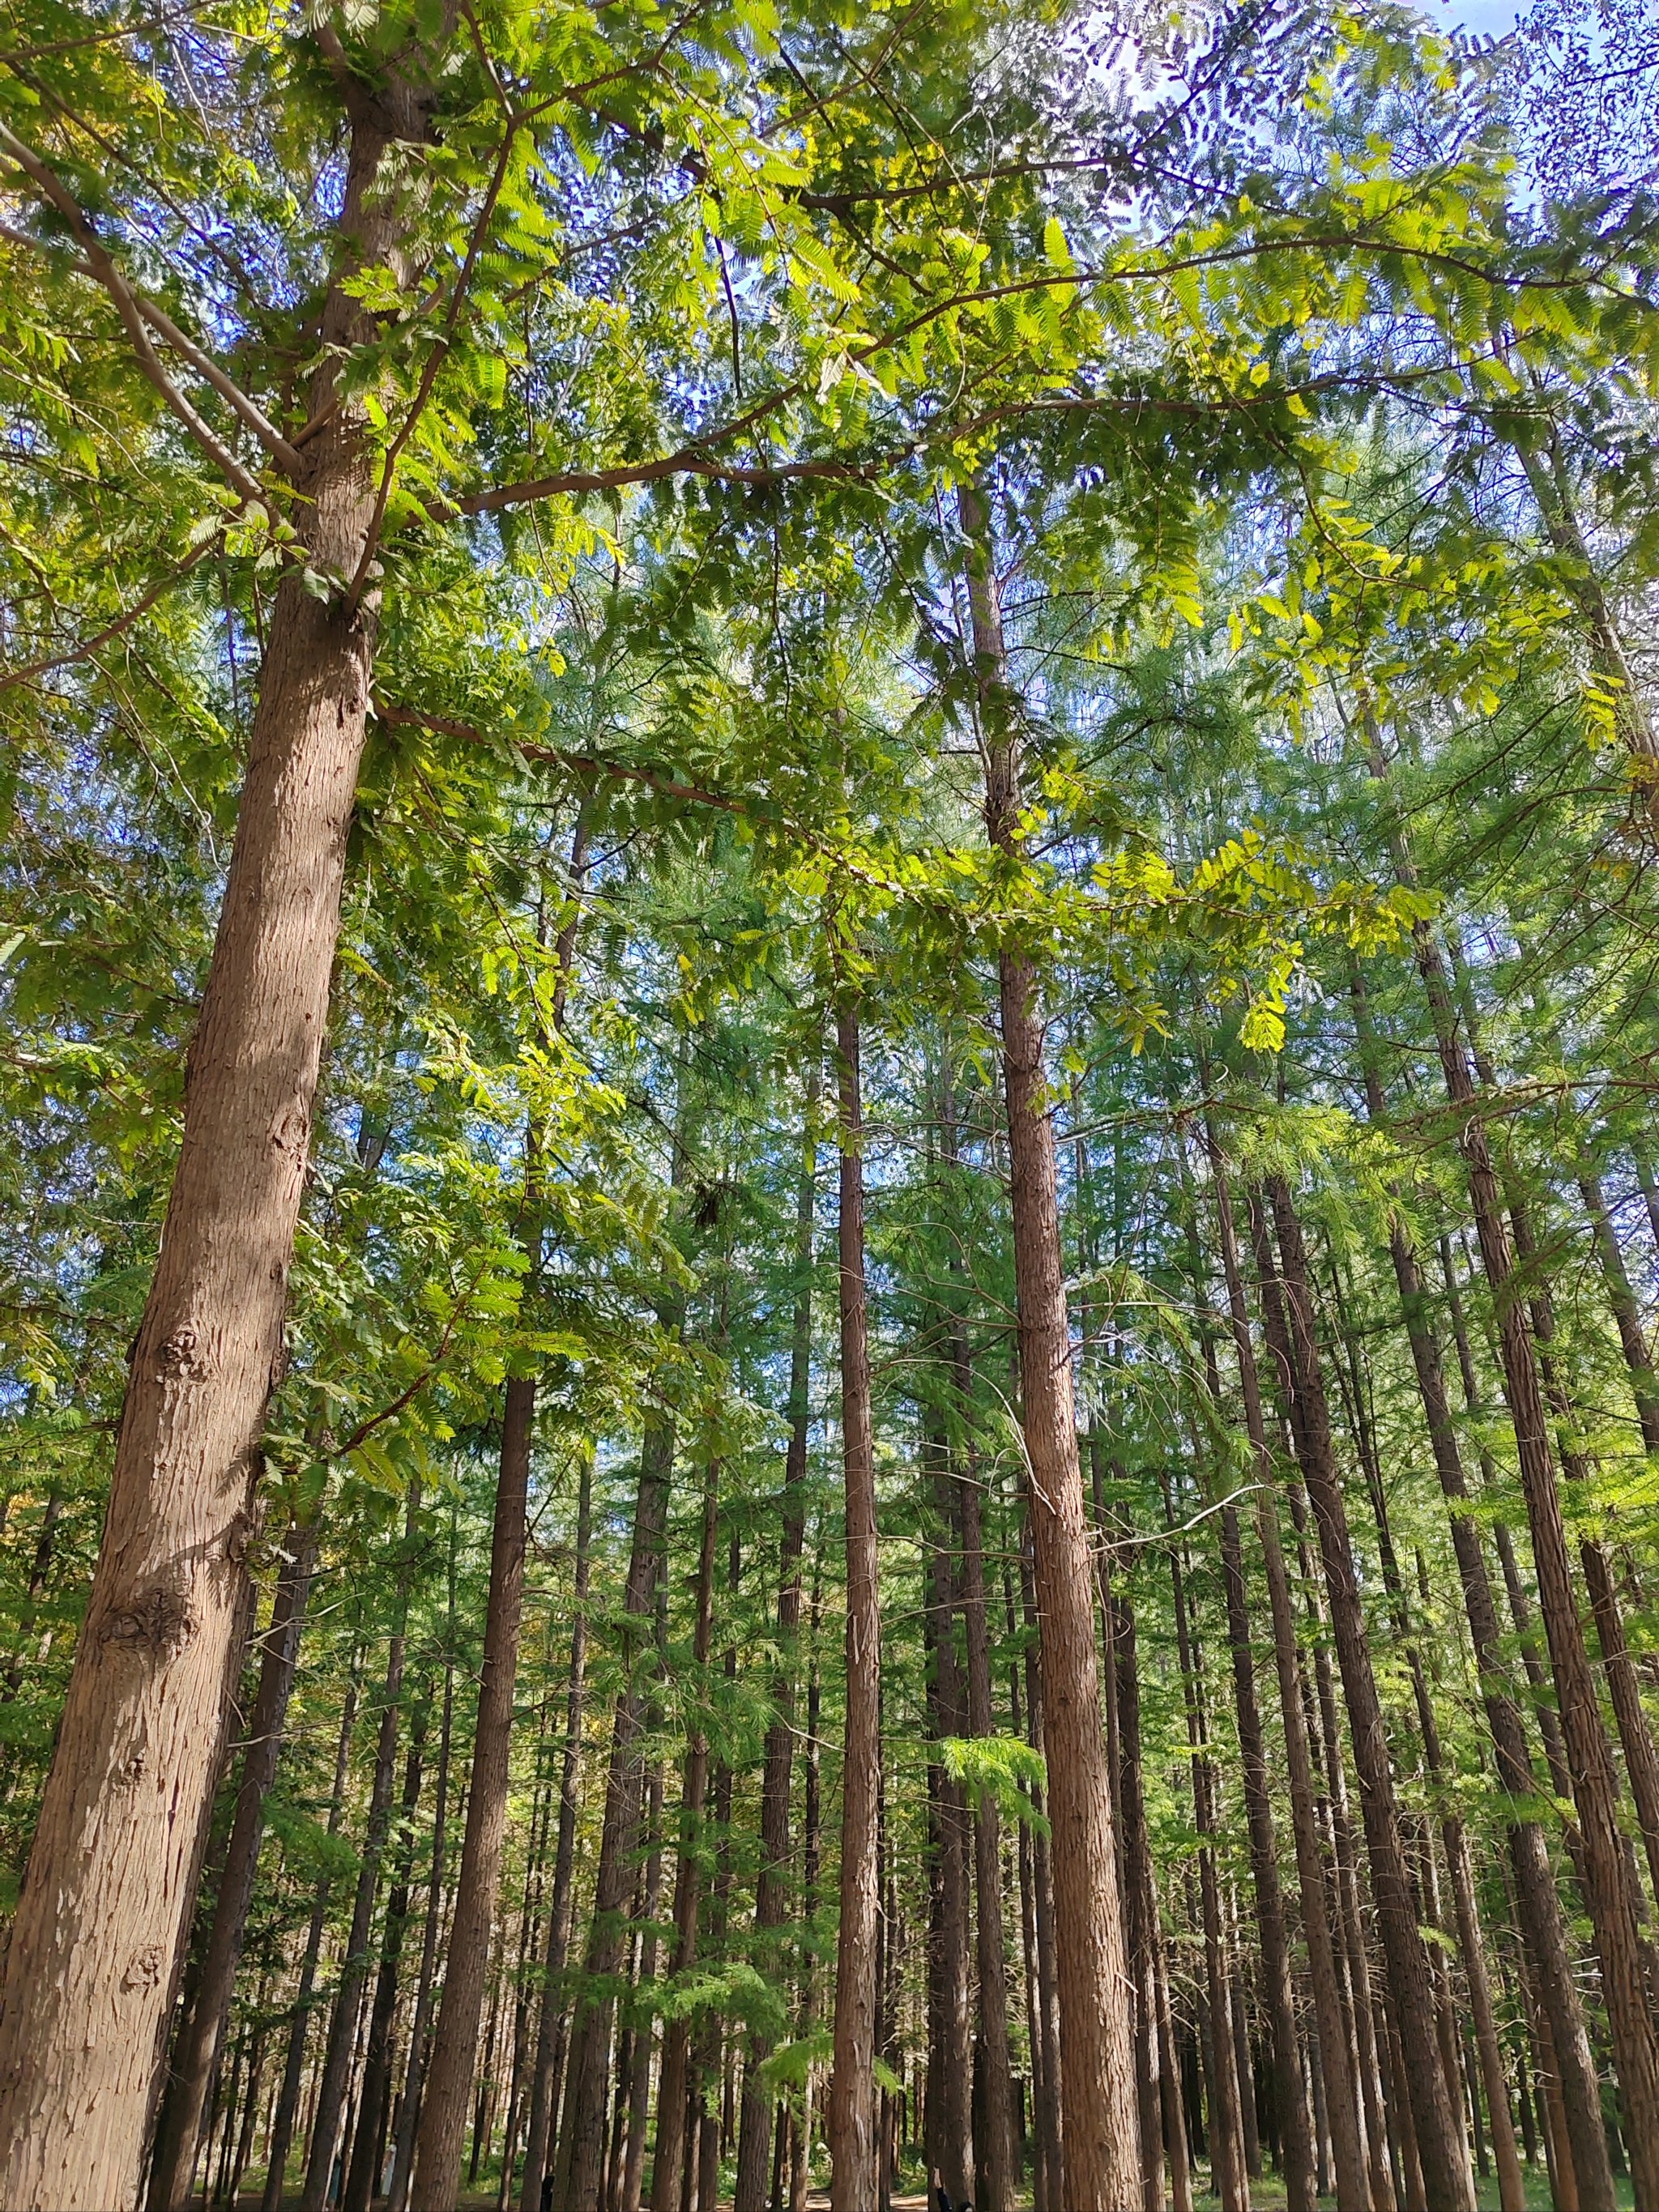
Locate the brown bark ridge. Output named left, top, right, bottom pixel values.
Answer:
left=408, top=1370, right=535, bottom=2207
left=958, top=479, right=1140, bottom=2210
left=923, top=1498, right=975, bottom=2212
left=147, top=1519, right=320, bottom=2212
left=733, top=1059, right=819, bottom=2212
left=0, top=67, right=435, bottom=2210
left=1264, top=1170, right=1476, bottom=2212
left=827, top=997, right=882, bottom=2212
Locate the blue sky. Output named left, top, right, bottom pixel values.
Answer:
left=1435, top=0, right=1522, bottom=34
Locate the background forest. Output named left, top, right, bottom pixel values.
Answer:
left=2, top=0, right=1659, bottom=2208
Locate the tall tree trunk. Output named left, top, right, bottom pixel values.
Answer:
left=1262, top=1171, right=1475, bottom=2210
left=304, top=1596, right=412, bottom=2212
left=261, top=1654, right=365, bottom=2212
left=1209, top=1149, right=1369, bottom=2210
left=959, top=479, right=1140, bottom=2211
left=410, top=1372, right=535, bottom=2207
left=619, top=1762, right=667, bottom=2212
left=552, top=1414, right=675, bottom=2212
left=1577, top=1160, right=1659, bottom=1451
left=342, top=1692, right=429, bottom=2212
left=0, top=87, right=431, bottom=2206
left=518, top=1456, right=594, bottom=2212
left=387, top=1644, right=458, bottom=2212
left=1347, top=973, right=1613, bottom=2210
left=732, top=1063, right=818, bottom=2212
left=649, top=1455, right=720, bottom=2212
left=827, top=996, right=882, bottom=2212
left=1164, top=1515, right=1249, bottom=2212
left=1363, top=711, right=1659, bottom=2197
left=922, top=1465, right=975, bottom=2212
left=148, top=1520, right=320, bottom=2212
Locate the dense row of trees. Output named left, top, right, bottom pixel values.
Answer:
left=2, top=0, right=1659, bottom=2207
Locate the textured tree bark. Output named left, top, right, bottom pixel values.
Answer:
left=1265, top=1172, right=1475, bottom=2212
left=0, top=76, right=432, bottom=2210
left=518, top=1459, right=593, bottom=2212
left=827, top=997, right=882, bottom=2212
left=1100, top=1565, right=1170, bottom=2212
left=732, top=1072, right=817, bottom=2212
left=959, top=479, right=1139, bottom=2210
left=618, top=1766, right=666, bottom=2212
left=409, top=1372, right=534, bottom=2207
left=147, top=1520, right=319, bottom=2212
left=1211, top=1156, right=1369, bottom=2211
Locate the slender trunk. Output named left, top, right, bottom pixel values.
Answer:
left=1102, top=1561, right=1170, bottom=2212
left=410, top=1372, right=535, bottom=2207
left=0, top=89, right=435, bottom=2204
left=518, top=1458, right=594, bottom=2212
left=923, top=1472, right=975, bottom=2210
left=1347, top=976, right=1612, bottom=2210
left=1017, top=1536, right=1069, bottom=2212
left=342, top=1692, right=429, bottom=2212
left=553, top=1413, right=675, bottom=2212
left=649, top=1455, right=720, bottom=2212
left=827, top=997, right=881, bottom=2212
left=1578, top=1161, right=1659, bottom=1451
left=618, top=1763, right=666, bottom=2212
left=1164, top=1517, right=1249, bottom=2212
left=262, top=1658, right=364, bottom=2212
left=149, top=1522, right=321, bottom=2212
left=1363, top=714, right=1659, bottom=2197
left=1209, top=1150, right=1369, bottom=2210
left=1263, top=1172, right=1474, bottom=2210
left=959, top=479, right=1138, bottom=2210
left=733, top=1068, right=818, bottom=2212
left=304, top=1605, right=411, bottom=2212
left=387, top=1647, right=457, bottom=2212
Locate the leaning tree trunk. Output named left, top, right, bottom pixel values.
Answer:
left=147, top=1519, right=320, bottom=2212
left=960, top=479, right=1141, bottom=2210
left=0, top=83, right=428, bottom=2211
left=827, top=996, right=883, bottom=2212
left=409, top=1372, right=535, bottom=2208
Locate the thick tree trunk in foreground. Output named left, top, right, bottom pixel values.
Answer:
left=409, top=1371, right=535, bottom=2208
left=960, top=479, right=1140, bottom=2210
left=147, top=1521, right=319, bottom=2212
left=0, top=85, right=428, bottom=2210
left=827, top=998, right=882, bottom=2212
